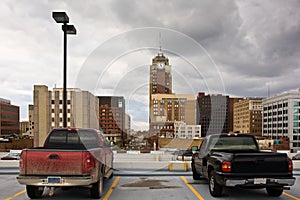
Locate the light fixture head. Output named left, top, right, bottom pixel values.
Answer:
left=62, top=24, right=77, bottom=34
left=52, top=12, right=69, bottom=23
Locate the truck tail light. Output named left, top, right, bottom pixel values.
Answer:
left=19, top=152, right=25, bottom=174
left=288, top=160, right=293, bottom=172
left=83, top=152, right=95, bottom=174
left=222, top=161, right=232, bottom=173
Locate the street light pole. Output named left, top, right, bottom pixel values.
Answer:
left=63, top=24, right=67, bottom=128
left=52, top=12, right=76, bottom=128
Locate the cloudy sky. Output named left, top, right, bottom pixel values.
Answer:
left=1, top=0, right=299, bottom=130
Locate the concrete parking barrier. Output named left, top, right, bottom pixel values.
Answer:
left=169, top=161, right=188, bottom=171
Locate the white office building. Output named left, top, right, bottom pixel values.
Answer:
left=262, top=89, right=300, bottom=153
left=174, top=121, right=201, bottom=139
left=33, top=85, right=99, bottom=147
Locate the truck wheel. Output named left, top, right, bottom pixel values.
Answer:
left=91, top=177, right=103, bottom=199
left=192, top=162, right=201, bottom=180
left=266, top=187, right=283, bottom=197
left=26, top=185, right=44, bottom=199
left=209, top=170, right=223, bottom=197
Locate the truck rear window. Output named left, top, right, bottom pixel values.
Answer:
left=45, top=129, right=100, bottom=150
left=209, top=135, right=258, bottom=151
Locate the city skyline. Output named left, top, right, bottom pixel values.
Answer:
left=0, top=1, right=299, bottom=130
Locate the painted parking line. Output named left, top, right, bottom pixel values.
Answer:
left=5, top=189, right=26, bottom=200
left=181, top=176, right=204, bottom=200
left=283, top=192, right=300, bottom=200
left=103, top=176, right=120, bottom=200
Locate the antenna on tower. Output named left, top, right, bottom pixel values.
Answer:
left=159, top=32, right=162, bottom=52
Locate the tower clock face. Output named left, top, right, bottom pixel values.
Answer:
left=157, top=62, right=165, bottom=69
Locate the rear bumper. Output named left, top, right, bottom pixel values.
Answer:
left=224, top=177, right=296, bottom=187
left=16, top=175, right=95, bottom=187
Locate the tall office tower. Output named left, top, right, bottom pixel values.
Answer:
left=149, top=51, right=172, bottom=134
left=197, top=92, right=229, bottom=136
left=98, top=96, right=126, bottom=146
left=0, top=98, right=19, bottom=136
left=51, top=88, right=99, bottom=129
left=33, top=85, right=99, bottom=147
left=149, top=51, right=197, bottom=136
left=262, top=89, right=300, bottom=153
left=233, top=98, right=263, bottom=135
left=149, top=51, right=172, bottom=98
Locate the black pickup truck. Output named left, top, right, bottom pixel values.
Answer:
left=191, top=133, right=295, bottom=197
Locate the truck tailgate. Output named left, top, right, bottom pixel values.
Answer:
left=231, top=152, right=289, bottom=173
left=21, top=149, right=85, bottom=175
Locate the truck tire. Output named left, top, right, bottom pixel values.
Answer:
left=209, top=170, right=223, bottom=197
left=26, top=185, right=44, bottom=199
left=266, top=187, right=283, bottom=197
left=192, top=162, right=201, bottom=180
left=90, top=176, right=103, bottom=199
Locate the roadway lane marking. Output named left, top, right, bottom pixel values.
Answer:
left=5, top=189, right=26, bottom=200
left=103, top=176, right=120, bottom=200
left=283, top=192, right=300, bottom=200
left=181, top=176, right=204, bottom=200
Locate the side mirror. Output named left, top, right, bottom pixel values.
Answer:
left=191, top=146, right=198, bottom=152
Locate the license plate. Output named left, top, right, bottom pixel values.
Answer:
left=254, top=178, right=266, bottom=185
left=47, top=177, right=61, bottom=183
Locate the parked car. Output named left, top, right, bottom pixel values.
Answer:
left=174, top=149, right=193, bottom=161
left=292, top=153, right=300, bottom=160
left=1, top=150, right=22, bottom=160
left=192, top=133, right=295, bottom=197
left=17, top=128, right=113, bottom=199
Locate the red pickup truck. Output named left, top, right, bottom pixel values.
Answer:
left=17, top=128, right=113, bottom=199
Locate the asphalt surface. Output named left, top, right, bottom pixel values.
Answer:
left=1, top=174, right=300, bottom=200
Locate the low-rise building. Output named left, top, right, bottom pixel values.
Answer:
left=0, top=98, right=19, bottom=136
left=262, top=89, right=300, bottom=153
left=174, top=121, right=202, bottom=139
left=233, top=98, right=263, bottom=135
left=98, top=96, right=126, bottom=146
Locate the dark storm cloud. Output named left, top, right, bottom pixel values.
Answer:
left=1, top=0, right=299, bottom=129
left=212, top=0, right=300, bottom=80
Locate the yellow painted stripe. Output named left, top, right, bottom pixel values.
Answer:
left=5, top=189, right=26, bottom=200
left=103, top=176, right=120, bottom=200
left=184, top=162, right=187, bottom=171
left=283, top=192, right=300, bottom=200
left=181, top=176, right=204, bottom=200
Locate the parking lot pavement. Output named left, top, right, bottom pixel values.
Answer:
left=1, top=174, right=300, bottom=200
